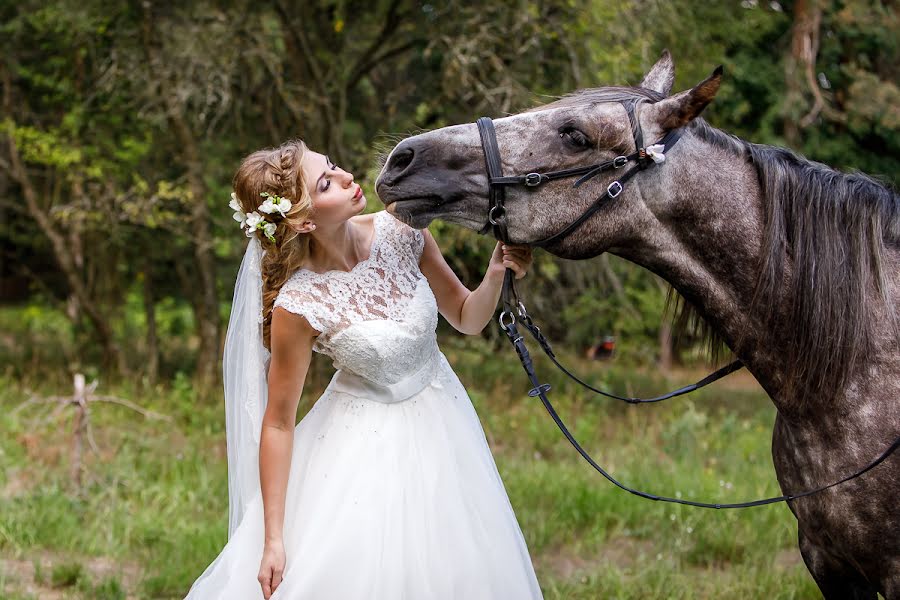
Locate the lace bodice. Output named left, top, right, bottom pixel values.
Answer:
left=274, top=211, right=440, bottom=385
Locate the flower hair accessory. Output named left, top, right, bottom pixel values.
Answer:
left=229, top=191, right=292, bottom=243
left=258, top=192, right=292, bottom=218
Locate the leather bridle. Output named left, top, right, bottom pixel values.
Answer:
left=476, top=99, right=681, bottom=248
left=477, top=99, right=747, bottom=400
left=472, top=100, right=900, bottom=509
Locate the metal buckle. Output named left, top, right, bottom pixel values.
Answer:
left=613, top=156, right=628, bottom=169
left=498, top=310, right=515, bottom=331
left=524, top=173, right=543, bottom=187
left=607, top=181, right=623, bottom=198
left=488, top=204, right=506, bottom=225
left=527, top=383, right=552, bottom=398
left=516, top=301, right=528, bottom=318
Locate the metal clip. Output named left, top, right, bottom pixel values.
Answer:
left=527, top=383, right=552, bottom=397
left=516, top=301, right=529, bottom=318
left=524, top=173, right=543, bottom=187
left=613, top=156, right=628, bottom=169
left=607, top=181, right=623, bottom=198
left=488, top=204, right=506, bottom=225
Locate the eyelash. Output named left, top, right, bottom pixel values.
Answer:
left=559, top=126, right=589, bottom=149
left=322, top=162, right=337, bottom=191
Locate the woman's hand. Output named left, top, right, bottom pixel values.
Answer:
left=488, top=241, right=533, bottom=280
left=258, top=540, right=286, bottom=599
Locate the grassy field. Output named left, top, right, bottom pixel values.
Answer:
left=0, top=333, right=821, bottom=599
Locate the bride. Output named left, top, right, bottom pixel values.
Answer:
left=184, top=139, right=543, bottom=599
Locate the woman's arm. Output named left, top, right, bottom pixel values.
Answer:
left=257, top=307, right=317, bottom=597
left=418, top=228, right=532, bottom=335
left=261, top=307, right=316, bottom=541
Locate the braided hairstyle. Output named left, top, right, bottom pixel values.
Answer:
left=231, top=139, right=314, bottom=350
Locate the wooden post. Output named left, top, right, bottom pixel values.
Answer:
left=71, top=373, right=87, bottom=492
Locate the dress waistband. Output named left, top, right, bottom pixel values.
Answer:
left=326, top=348, right=442, bottom=404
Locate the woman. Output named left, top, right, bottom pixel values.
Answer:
left=184, top=139, right=542, bottom=599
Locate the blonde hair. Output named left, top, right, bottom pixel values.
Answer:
left=231, top=139, right=313, bottom=349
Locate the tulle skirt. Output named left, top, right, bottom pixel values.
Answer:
left=184, top=351, right=543, bottom=599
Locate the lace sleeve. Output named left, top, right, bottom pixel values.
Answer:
left=273, top=281, right=332, bottom=334
left=412, top=228, right=425, bottom=262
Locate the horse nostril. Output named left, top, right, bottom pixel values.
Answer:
left=389, top=146, right=414, bottom=174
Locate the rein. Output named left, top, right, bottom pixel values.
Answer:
left=474, top=100, right=900, bottom=509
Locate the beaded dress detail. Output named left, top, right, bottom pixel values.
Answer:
left=184, top=211, right=543, bottom=599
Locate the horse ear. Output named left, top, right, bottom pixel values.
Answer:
left=647, top=65, right=723, bottom=131
left=639, top=49, right=675, bottom=96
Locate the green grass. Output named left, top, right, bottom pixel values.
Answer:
left=0, top=334, right=820, bottom=599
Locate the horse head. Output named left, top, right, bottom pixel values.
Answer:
left=375, top=50, right=725, bottom=261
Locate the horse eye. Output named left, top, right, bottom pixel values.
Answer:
left=558, top=126, right=590, bottom=150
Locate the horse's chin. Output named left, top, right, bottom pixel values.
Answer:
left=383, top=197, right=447, bottom=229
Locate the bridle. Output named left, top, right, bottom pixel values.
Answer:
left=476, top=99, right=742, bottom=395
left=476, top=99, right=681, bottom=248
left=472, top=100, right=900, bottom=509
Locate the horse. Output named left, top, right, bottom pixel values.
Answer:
left=374, top=50, right=900, bottom=599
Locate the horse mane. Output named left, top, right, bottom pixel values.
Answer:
left=533, top=86, right=900, bottom=398
left=693, top=119, right=899, bottom=398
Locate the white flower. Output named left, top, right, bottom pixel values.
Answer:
left=245, top=211, right=263, bottom=230
left=273, top=196, right=292, bottom=217
left=258, top=194, right=293, bottom=218
left=231, top=191, right=287, bottom=243
left=645, top=144, right=666, bottom=164
left=258, top=198, right=277, bottom=215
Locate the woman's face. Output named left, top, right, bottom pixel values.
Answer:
left=300, top=151, right=366, bottom=226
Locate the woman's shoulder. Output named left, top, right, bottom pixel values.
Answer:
left=379, top=210, right=424, bottom=238
left=356, top=210, right=381, bottom=226
left=380, top=211, right=425, bottom=260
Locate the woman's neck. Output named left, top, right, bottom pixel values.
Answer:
left=305, top=215, right=373, bottom=273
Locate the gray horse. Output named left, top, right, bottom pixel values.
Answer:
left=375, top=51, right=899, bottom=599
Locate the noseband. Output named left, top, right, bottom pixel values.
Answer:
left=471, top=100, right=899, bottom=509
left=475, top=99, right=683, bottom=247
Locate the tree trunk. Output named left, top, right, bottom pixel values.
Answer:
left=784, top=0, right=823, bottom=147
left=141, top=5, right=221, bottom=395
left=172, top=111, right=221, bottom=394
left=658, top=321, right=673, bottom=371
left=4, top=133, right=127, bottom=374
left=142, top=264, right=159, bottom=386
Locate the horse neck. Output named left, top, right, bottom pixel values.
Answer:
left=613, top=135, right=793, bottom=406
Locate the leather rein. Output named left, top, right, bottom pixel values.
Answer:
left=473, top=101, right=899, bottom=509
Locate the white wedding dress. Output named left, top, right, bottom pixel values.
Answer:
left=184, top=210, right=543, bottom=599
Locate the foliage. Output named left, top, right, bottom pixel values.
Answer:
left=1, top=0, right=896, bottom=382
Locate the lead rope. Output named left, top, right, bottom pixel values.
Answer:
left=497, top=311, right=900, bottom=508
left=516, top=308, right=744, bottom=403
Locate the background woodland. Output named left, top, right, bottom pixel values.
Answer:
left=3, top=0, right=896, bottom=394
